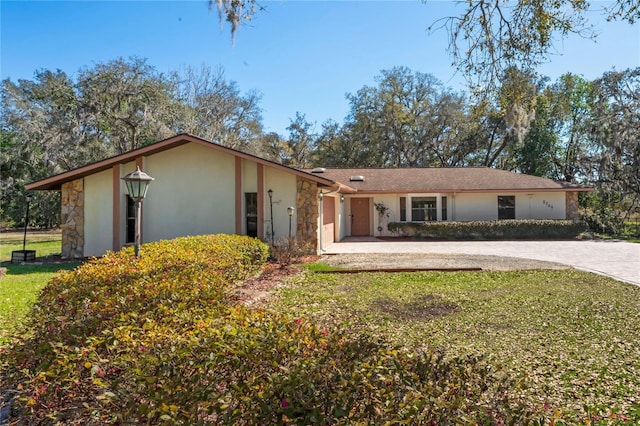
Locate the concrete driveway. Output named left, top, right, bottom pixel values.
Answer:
left=324, top=238, right=640, bottom=286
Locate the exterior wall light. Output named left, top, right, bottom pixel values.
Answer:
left=122, top=166, right=154, bottom=257
left=287, top=206, right=295, bottom=238
left=267, top=189, right=274, bottom=243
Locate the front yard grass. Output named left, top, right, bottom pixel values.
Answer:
left=0, top=263, right=78, bottom=343
left=0, top=229, right=62, bottom=261
left=1, top=230, right=72, bottom=343
left=273, top=268, right=640, bottom=422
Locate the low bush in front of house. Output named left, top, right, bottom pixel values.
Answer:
left=1, top=234, right=533, bottom=424
left=388, top=219, right=588, bottom=240
left=269, top=236, right=317, bottom=266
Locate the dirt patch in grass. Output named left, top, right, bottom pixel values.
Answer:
left=271, top=269, right=640, bottom=421
left=234, top=262, right=306, bottom=307
left=372, top=294, right=460, bottom=321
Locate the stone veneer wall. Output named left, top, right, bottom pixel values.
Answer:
left=61, top=179, right=85, bottom=259
left=565, top=191, right=579, bottom=220
left=296, top=177, right=319, bottom=253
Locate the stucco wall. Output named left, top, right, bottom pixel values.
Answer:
left=78, top=145, right=310, bottom=257
left=264, top=167, right=298, bottom=241
left=453, top=192, right=566, bottom=221
left=371, top=194, right=397, bottom=237
left=453, top=193, right=498, bottom=221
left=343, top=192, right=569, bottom=231
left=521, top=192, right=566, bottom=220
left=142, top=143, right=236, bottom=241
left=243, top=161, right=258, bottom=193
left=84, top=170, right=114, bottom=257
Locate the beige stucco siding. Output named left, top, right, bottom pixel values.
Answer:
left=84, top=170, right=114, bottom=257
left=517, top=192, right=566, bottom=219
left=264, top=167, right=297, bottom=240
left=243, top=160, right=258, bottom=193
left=371, top=194, right=397, bottom=237
left=142, top=143, right=236, bottom=241
left=453, top=193, right=497, bottom=221
left=453, top=192, right=566, bottom=221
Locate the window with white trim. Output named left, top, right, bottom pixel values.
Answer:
left=411, top=197, right=437, bottom=221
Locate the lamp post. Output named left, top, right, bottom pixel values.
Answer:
left=267, top=189, right=274, bottom=243
left=122, top=166, right=154, bottom=257
left=287, top=206, right=295, bottom=238
left=22, top=194, right=32, bottom=252
left=10, top=193, right=36, bottom=262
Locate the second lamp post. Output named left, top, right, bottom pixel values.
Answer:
left=122, top=166, right=154, bottom=257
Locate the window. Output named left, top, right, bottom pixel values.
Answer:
left=411, top=197, right=437, bottom=221
left=498, top=196, right=516, bottom=220
left=245, top=193, right=257, bottom=237
left=126, top=196, right=135, bottom=243
left=441, top=196, right=447, bottom=221
left=400, top=197, right=406, bottom=221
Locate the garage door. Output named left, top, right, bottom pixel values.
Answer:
left=322, top=196, right=335, bottom=246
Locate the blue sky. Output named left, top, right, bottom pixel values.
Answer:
left=2, top=1, right=639, bottom=136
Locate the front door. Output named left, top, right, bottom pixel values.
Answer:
left=350, top=198, right=370, bottom=236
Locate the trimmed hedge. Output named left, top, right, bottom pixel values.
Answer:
left=1, top=234, right=533, bottom=424
left=388, top=219, right=588, bottom=240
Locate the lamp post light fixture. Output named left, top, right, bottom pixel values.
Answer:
left=122, top=166, right=154, bottom=257
left=11, top=193, right=36, bottom=262
left=22, top=194, right=32, bottom=252
left=267, top=189, right=274, bottom=243
left=287, top=206, right=295, bottom=238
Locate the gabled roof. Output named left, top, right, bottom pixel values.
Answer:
left=26, top=133, right=351, bottom=191
left=27, top=134, right=591, bottom=194
left=304, top=167, right=591, bottom=193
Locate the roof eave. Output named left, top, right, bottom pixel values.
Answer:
left=345, top=187, right=593, bottom=194
left=26, top=133, right=340, bottom=190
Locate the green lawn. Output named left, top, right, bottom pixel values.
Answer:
left=272, top=268, right=640, bottom=422
left=2, top=240, right=639, bottom=422
left=0, top=229, right=63, bottom=262
left=1, top=230, right=76, bottom=343
left=0, top=263, right=78, bottom=343
left=620, top=220, right=640, bottom=242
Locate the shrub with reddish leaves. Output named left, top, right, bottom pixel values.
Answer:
left=1, top=234, right=534, bottom=425
left=1, top=234, right=268, bottom=423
